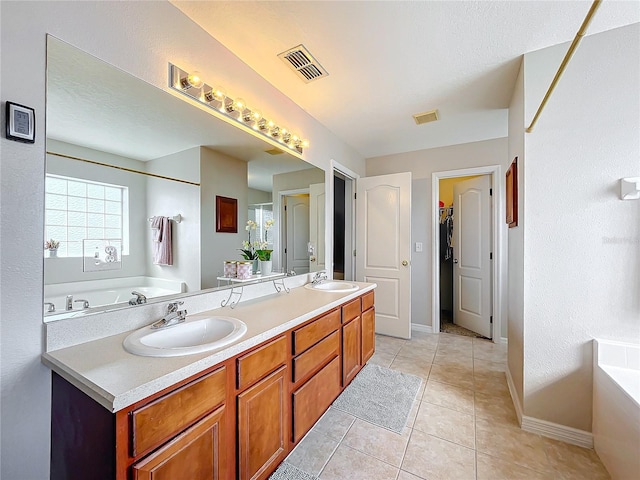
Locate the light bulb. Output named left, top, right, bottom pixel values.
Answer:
left=205, top=86, right=226, bottom=104
left=282, top=131, right=292, bottom=144
left=271, top=125, right=281, bottom=138
left=181, top=71, right=204, bottom=89
left=301, top=139, right=310, bottom=149
left=233, top=98, right=246, bottom=111
left=257, top=118, right=269, bottom=131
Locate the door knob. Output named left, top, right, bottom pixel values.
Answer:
left=402, top=260, right=409, bottom=266
left=453, top=259, right=459, bottom=264
left=310, top=256, right=316, bottom=262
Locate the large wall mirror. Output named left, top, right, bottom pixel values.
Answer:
left=44, top=36, right=325, bottom=322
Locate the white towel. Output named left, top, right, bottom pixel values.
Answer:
left=151, top=216, right=173, bottom=265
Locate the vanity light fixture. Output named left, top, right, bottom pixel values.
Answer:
left=169, top=63, right=308, bottom=154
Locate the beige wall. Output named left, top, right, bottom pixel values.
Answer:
left=518, top=24, right=640, bottom=432
left=367, top=138, right=508, bottom=330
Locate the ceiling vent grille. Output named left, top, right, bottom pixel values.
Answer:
left=413, top=109, right=440, bottom=125
left=265, top=147, right=285, bottom=155
left=278, top=45, right=328, bottom=83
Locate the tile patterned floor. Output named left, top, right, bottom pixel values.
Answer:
left=278, top=330, right=611, bottom=480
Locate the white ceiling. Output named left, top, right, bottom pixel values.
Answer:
left=172, top=0, right=639, bottom=158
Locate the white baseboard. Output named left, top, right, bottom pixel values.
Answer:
left=505, top=366, right=524, bottom=425
left=500, top=336, right=508, bottom=345
left=521, top=416, right=593, bottom=449
left=506, top=367, right=593, bottom=448
left=411, top=323, right=433, bottom=333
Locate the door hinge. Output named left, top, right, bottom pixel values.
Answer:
left=490, top=315, right=493, bottom=324
left=284, top=248, right=287, bottom=254
left=489, top=188, right=493, bottom=196
left=354, top=192, right=357, bottom=200
left=353, top=249, right=356, bottom=257
left=284, top=205, right=287, bottom=211
left=490, top=252, right=493, bottom=260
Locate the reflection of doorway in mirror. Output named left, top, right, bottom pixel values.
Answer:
left=284, top=195, right=310, bottom=275
left=333, top=171, right=356, bottom=281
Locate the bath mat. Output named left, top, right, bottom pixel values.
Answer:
left=269, top=461, right=319, bottom=480
left=332, top=363, right=422, bottom=433
left=441, top=321, right=486, bottom=338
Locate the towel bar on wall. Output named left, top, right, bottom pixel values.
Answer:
left=147, top=214, right=182, bottom=223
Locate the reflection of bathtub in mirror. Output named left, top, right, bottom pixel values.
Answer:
left=44, top=276, right=185, bottom=320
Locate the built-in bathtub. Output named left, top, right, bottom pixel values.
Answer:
left=44, top=276, right=185, bottom=320
left=593, top=339, right=640, bottom=479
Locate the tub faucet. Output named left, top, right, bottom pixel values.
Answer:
left=44, top=302, right=56, bottom=313
left=74, top=299, right=90, bottom=309
left=129, top=291, right=147, bottom=305
left=151, top=301, right=187, bottom=329
left=66, top=295, right=73, bottom=311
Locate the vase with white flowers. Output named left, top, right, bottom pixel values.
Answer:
left=256, top=219, right=274, bottom=275
left=44, top=239, right=60, bottom=257
left=239, top=220, right=259, bottom=273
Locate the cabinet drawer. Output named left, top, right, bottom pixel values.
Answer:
left=131, top=366, right=226, bottom=457
left=342, top=298, right=361, bottom=324
left=237, top=336, right=287, bottom=391
left=292, top=309, right=340, bottom=355
left=292, top=356, right=341, bottom=443
left=362, top=291, right=374, bottom=312
left=292, top=330, right=339, bottom=384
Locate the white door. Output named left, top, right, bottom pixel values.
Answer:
left=285, top=195, right=310, bottom=275
left=309, top=183, right=325, bottom=273
left=356, top=173, right=412, bottom=339
left=453, top=175, right=492, bottom=338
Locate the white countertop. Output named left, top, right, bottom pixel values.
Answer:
left=42, top=282, right=375, bottom=413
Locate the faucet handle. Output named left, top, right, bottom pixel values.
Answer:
left=74, top=299, right=90, bottom=309
left=44, top=302, right=56, bottom=313
left=167, top=301, right=184, bottom=313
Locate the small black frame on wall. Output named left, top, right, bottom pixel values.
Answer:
left=5, top=101, right=36, bottom=143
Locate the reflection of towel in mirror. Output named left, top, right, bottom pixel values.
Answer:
left=151, top=216, right=173, bottom=265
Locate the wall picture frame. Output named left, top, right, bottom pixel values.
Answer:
left=506, top=157, right=518, bottom=228
left=216, top=195, right=238, bottom=233
left=5, top=101, right=36, bottom=143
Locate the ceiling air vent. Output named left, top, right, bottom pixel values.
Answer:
left=265, top=147, right=285, bottom=155
left=413, top=109, right=440, bottom=125
left=278, top=44, right=328, bottom=83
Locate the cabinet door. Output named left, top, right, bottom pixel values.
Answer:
left=361, top=308, right=375, bottom=364
left=237, top=366, right=287, bottom=480
left=342, top=315, right=362, bottom=386
left=132, top=406, right=226, bottom=480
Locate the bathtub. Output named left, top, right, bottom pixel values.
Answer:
left=44, top=276, right=185, bottom=320
left=593, top=339, right=640, bottom=479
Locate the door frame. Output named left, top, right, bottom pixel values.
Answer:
left=327, top=160, right=359, bottom=280
left=431, top=165, right=506, bottom=343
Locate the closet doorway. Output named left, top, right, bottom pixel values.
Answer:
left=432, top=166, right=505, bottom=343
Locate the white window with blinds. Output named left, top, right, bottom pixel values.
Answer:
left=44, top=174, right=129, bottom=257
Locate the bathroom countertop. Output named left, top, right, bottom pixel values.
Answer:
left=42, top=282, right=375, bottom=413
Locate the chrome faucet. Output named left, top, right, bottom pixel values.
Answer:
left=44, top=302, right=56, bottom=313
left=74, top=299, right=90, bottom=309
left=66, top=295, right=73, bottom=311
left=311, top=271, right=328, bottom=285
left=129, top=291, right=147, bottom=305
left=151, top=301, right=187, bottom=329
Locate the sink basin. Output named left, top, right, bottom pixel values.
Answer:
left=304, top=281, right=359, bottom=293
left=123, top=316, right=247, bottom=357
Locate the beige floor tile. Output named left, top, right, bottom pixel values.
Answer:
left=312, top=407, right=356, bottom=441
left=287, top=429, right=339, bottom=477
left=428, top=363, right=474, bottom=390
left=389, top=355, right=432, bottom=380
left=319, top=444, right=399, bottom=480
left=406, top=397, right=420, bottom=428
left=473, top=358, right=506, bottom=373
left=409, top=335, right=440, bottom=349
left=423, top=380, right=474, bottom=415
left=476, top=452, right=550, bottom=480
left=397, top=471, right=424, bottom=480
left=475, top=417, right=552, bottom=474
left=376, top=336, right=407, bottom=356
left=396, top=344, right=436, bottom=362
left=473, top=341, right=507, bottom=362
left=543, top=437, right=611, bottom=480
left=436, top=342, right=473, bottom=356
left=413, top=402, right=475, bottom=448
left=342, top=419, right=411, bottom=467
left=473, top=390, right=519, bottom=427
left=433, top=351, right=474, bottom=368
left=401, top=430, right=475, bottom=480
left=473, top=370, right=510, bottom=396
left=368, top=351, right=396, bottom=368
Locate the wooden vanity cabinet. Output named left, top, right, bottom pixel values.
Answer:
left=50, top=290, right=375, bottom=480
left=236, top=336, right=288, bottom=480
